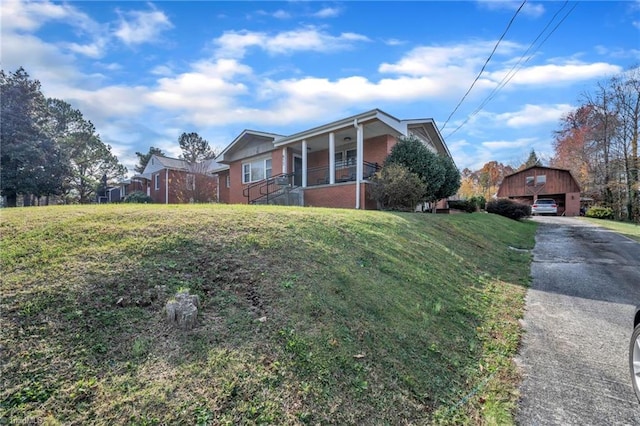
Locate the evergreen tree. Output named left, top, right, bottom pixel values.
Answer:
left=178, top=132, right=215, bottom=163
left=135, top=146, right=165, bottom=173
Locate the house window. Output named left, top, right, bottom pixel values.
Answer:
left=346, top=149, right=357, bottom=166
left=154, top=173, right=160, bottom=190
left=186, top=174, right=195, bottom=191
left=525, top=176, right=534, bottom=186
left=242, top=157, right=272, bottom=183
left=225, top=175, right=230, bottom=188
left=265, top=159, right=272, bottom=179
left=335, top=149, right=358, bottom=169
left=536, top=175, right=546, bottom=185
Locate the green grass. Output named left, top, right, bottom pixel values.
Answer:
left=580, top=216, right=640, bottom=242
left=0, top=204, right=537, bottom=424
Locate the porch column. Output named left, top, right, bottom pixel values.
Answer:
left=302, top=139, right=308, bottom=188
left=282, top=147, right=288, bottom=174
left=329, top=132, right=336, bottom=185
left=355, top=123, right=364, bottom=209
left=165, top=169, right=169, bottom=204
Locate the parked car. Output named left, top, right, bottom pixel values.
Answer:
left=630, top=306, right=640, bottom=403
left=531, top=198, right=558, bottom=215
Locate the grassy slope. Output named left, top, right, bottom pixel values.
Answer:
left=0, top=205, right=536, bottom=425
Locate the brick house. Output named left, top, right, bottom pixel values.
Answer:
left=496, top=165, right=581, bottom=216
left=215, top=109, right=454, bottom=209
left=126, top=155, right=228, bottom=204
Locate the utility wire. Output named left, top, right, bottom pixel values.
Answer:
left=444, top=1, right=579, bottom=139
left=440, top=0, right=527, bottom=132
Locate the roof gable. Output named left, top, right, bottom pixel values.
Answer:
left=217, top=130, right=283, bottom=164
left=141, top=154, right=228, bottom=177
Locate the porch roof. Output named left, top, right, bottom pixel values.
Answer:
left=273, top=109, right=405, bottom=148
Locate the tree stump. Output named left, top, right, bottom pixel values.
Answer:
left=165, top=291, right=200, bottom=330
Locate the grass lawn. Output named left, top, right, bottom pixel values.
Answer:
left=1, top=204, right=537, bottom=425
left=580, top=217, right=640, bottom=242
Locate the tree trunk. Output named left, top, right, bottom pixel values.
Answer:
left=5, top=193, right=17, bottom=207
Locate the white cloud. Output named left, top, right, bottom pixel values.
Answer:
left=482, top=137, right=539, bottom=150
left=272, top=10, right=291, bottom=19
left=313, top=7, right=341, bottom=18
left=476, top=0, right=545, bottom=18
left=114, top=6, right=173, bottom=46
left=384, top=38, right=406, bottom=46
left=213, top=27, right=370, bottom=58
left=0, top=0, right=97, bottom=32
left=489, top=104, right=574, bottom=128
left=379, top=41, right=522, bottom=77
left=494, top=62, right=622, bottom=85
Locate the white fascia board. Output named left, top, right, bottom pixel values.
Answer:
left=216, top=130, right=284, bottom=162
left=403, top=119, right=453, bottom=159
left=141, top=154, right=165, bottom=175
left=273, top=109, right=387, bottom=147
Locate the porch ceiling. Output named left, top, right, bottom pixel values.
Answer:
left=294, top=120, right=401, bottom=153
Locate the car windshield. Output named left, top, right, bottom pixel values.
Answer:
left=536, top=200, right=554, bottom=204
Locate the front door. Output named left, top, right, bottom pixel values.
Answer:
left=293, top=156, right=302, bottom=187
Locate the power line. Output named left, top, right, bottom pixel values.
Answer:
left=440, top=0, right=527, bottom=132
left=444, top=1, right=579, bottom=139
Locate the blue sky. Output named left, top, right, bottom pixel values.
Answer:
left=2, top=1, right=639, bottom=175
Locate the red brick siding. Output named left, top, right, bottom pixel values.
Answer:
left=304, top=182, right=375, bottom=210
left=217, top=170, right=230, bottom=203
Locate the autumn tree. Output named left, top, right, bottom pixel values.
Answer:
left=552, top=65, right=640, bottom=221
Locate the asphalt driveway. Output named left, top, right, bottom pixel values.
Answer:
left=516, top=216, right=640, bottom=425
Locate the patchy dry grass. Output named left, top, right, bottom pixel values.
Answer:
left=0, top=204, right=536, bottom=424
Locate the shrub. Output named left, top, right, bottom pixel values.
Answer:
left=585, top=206, right=613, bottom=219
left=448, top=200, right=476, bottom=213
left=369, top=164, right=427, bottom=211
left=124, top=191, right=153, bottom=203
left=469, top=195, right=487, bottom=210
left=486, top=199, right=531, bottom=221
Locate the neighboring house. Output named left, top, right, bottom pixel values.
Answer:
left=215, top=109, right=454, bottom=210
left=496, top=165, right=581, bottom=216
left=128, top=155, right=228, bottom=204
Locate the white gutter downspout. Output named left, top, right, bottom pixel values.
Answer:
left=329, top=132, right=335, bottom=185
left=216, top=175, right=220, bottom=202
left=355, top=119, right=363, bottom=209
left=165, top=169, right=169, bottom=204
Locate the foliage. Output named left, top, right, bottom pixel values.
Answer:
left=135, top=147, right=165, bottom=174
left=369, top=164, right=427, bottom=211
left=1, top=67, right=127, bottom=206
left=0, top=204, right=537, bottom=425
left=123, top=191, right=153, bottom=203
left=384, top=136, right=447, bottom=203
left=172, top=161, right=219, bottom=203
left=448, top=200, right=476, bottom=213
left=519, top=149, right=542, bottom=170
left=486, top=199, right=532, bottom=221
left=585, top=206, right=614, bottom=219
left=434, top=154, right=461, bottom=201
left=458, top=162, right=514, bottom=201
left=469, top=195, right=487, bottom=210
left=47, top=98, right=127, bottom=204
left=0, top=68, right=69, bottom=206
left=551, top=66, right=639, bottom=222
left=179, top=132, right=215, bottom=163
